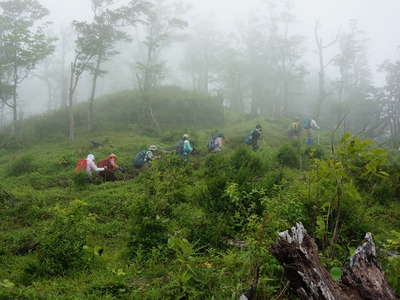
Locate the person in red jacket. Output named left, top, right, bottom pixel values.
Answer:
left=98, top=153, right=124, bottom=181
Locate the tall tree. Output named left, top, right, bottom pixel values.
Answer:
left=334, top=20, right=371, bottom=132
left=68, top=21, right=98, bottom=142
left=82, top=0, right=147, bottom=131
left=182, top=19, right=223, bottom=94
left=245, top=0, right=306, bottom=117
left=135, top=0, right=187, bottom=128
left=314, top=21, right=340, bottom=121
left=68, top=0, right=147, bottom=140
left=273, top=1, right=306, bottom=117
left=379, top=59, right=400, bottom=147
left=0, top=0, right=55, bottom=134
left=34, top=55, right=59, bottom=112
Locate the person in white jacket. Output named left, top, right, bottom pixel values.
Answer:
left=86, top=154, right=105, bottom=175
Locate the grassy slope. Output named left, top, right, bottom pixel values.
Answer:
left=0, top=110, right=298, bottom=298
left=0, top=99, right=398, bottom=298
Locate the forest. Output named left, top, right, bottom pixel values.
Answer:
left=0, top=0, right=400, bottom=299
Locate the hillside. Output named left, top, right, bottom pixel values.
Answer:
left=0, top=90, right=400, bottom=299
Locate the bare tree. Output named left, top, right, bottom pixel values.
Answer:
left=314, top=21, right=340, bottom=120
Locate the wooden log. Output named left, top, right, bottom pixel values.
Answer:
left=270, top=223, right=398, bottom=300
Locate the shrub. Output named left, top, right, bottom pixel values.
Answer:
left=230, top=147, right=266, bottom=183
left=73, top=172, right=91, bottom=187
left=276, top=144, right=300, bottom=168
left=128, top=196, right=169, bottom=257
left=36, top=200, right=94, bottom=276
left=304, top=145, right=325, bottom=160
left=7, top=155, right=37, bottom=177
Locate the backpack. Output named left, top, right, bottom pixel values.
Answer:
left=98, top=159, right=112, bottom=173
left=303, top=118, right=312, bottom=129
left=176, top=140, right=185, bottom=155
left=244, top=130, right=254, bottom=145
left=133, top=150, right=148, bottom=169
left=75, top=159, right=87, bottom=173
left=207, top=136, right=217, bottom=151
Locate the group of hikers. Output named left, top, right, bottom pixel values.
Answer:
left=75, top=118, right=319, bottom=181
left=288, top=117, right=320, bottom=145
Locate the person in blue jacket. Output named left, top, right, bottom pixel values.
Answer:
left=176, top=134, right=193, bottom=159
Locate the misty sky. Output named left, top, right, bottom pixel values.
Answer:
left=18, top=0, right=400, bottom=115
left=41, top=0, right=400, bottom=72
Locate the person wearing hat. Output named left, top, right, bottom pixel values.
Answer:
left=133, top=145, right=159, bottom=169
left=176, top=134, right=193, bottom=158
left=210, top=133, right=225, bottom=152
left=98, top=153, right=123, bottom=181
left=289, top=118, right=301, bottom=139
left=78, top=154, right=106, bottom=175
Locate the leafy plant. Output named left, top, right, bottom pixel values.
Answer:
left=36, top=200, right=95, bottom=276
left=7, top=155, right=37, bottom=177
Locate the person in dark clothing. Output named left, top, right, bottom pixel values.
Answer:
left=133, top=145, right=158, bottom=169
left=245, top=125, right=263, bottom=151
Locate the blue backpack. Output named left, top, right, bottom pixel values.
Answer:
left=244, top=130, right=254, bottom=145
left=133, top=150, right=148, bottom=169
left=207, top=136, right=217, bottom=151
left=303, top=118, right=312, bottom=129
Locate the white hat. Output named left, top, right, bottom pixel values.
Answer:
left=149, top=145, right=158, bottom=151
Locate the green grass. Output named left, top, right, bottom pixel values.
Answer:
left=0, top=89, right=399, bottom=299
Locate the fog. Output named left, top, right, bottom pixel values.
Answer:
left=42, top=0, right=400, bottom=70
left=2, top=0, right=400, bottom=142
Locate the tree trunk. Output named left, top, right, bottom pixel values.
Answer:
left=88, top=55, right=102, bottom=131
left=270, top=223, right=398, bottom=300
left=0, top=102, right=4, bottom=128
left=60, top=32, right=68, bottom=109
left=11, top=65, right=18, bottom=136
left=68, top=63, right=75, bottom=142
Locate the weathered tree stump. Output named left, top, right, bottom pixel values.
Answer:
left=270, top=223, right=398, bottom=300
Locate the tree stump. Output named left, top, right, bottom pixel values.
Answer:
left=270, top=223, right=398, bottom=300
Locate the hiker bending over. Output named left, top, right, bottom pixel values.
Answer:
left=177, top=134, right=193, bottom=158
left=133, top=145, right=158, bottom=169
left=76, top=154, right=106, bottom=175
left=245, top=125, right=262, bottom=150
left=288, top=118, right=301, bottom=139
left=303, top=117, right=320, bottom=145
left=208, top=133, right=225, bottom=152
left=98, top=153, right=124, bottom=181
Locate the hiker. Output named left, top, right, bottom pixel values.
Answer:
left=208, top=133, right=225, bottom=153
left=133, top=145, right=158, bottom=169
left=176, top=134, right=193, bottom=158
left=75, top=154, right=106, bottom=176
left=288, top=118, right=302, bottom=139
left=98, top=153, right=124, bottom=181
left=245, top=125, right=262, bottom=150
left=303, top=117, right=320, bottom=145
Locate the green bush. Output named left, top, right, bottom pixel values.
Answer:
left=7, top=155, right=37, bottom=177
left=128, top=196, right=169, bottom=257
left=230, top=147, right=267, bottom=185
left=277, top=144, right=300, bottom=168
left=36, top=200, right=94, bottom=276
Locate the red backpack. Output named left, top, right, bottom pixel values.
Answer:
left=98, top=159, right=113, bottom=173
left=75, top=159, right=87, bottom=173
